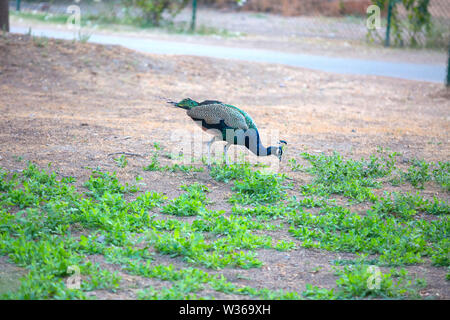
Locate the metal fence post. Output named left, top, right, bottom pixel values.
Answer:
left=446, top=44, right=450, bottom=87
left=16, top=0, right=21, bottom=11
left=385, top=0, right=393, bottom=47
left=190, top=0, right=197, bottom=31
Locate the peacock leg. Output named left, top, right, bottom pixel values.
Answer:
left=224, top=143, right=231, bottom=166
left=206, top=137, right=215, bottom=169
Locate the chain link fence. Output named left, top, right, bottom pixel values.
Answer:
left=9, top=0, right=450, bottom=51
left=372, top=0, right=450, bottom=49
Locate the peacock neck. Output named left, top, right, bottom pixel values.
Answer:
left=256, top=145, right=276, bottom=157
left=234, top=127, right=275, bottom=157
left=254, top=136, right=276, bottom=157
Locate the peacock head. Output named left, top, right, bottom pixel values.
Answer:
left=276, top=140, right=287, bottom=162
left=176, top=98, right=199, bottom=109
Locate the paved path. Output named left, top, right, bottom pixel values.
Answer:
left=11, top=26, right=447, bottom=83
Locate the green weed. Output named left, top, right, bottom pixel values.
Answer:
left=288, top=204, right=449, bottom=266
left=299, top=151, right=392, bottom=202
left=161, top=184, right=209, bottom=216
left=334, top=263, right=425, bottom=299
left=113, top=155, right=128, bottom=168
left=433, top=161, right=449, bottom=191
left=403, top=159, right=432, bottom=189
left=230, top=171, right=288, bottom=205
left=0, top=146, right=447, bottom=300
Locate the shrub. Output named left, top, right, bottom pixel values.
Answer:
left=122, top=0, right=189, bottom=27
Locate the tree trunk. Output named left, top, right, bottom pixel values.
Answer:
left=0, top=0, right=9, bottom=32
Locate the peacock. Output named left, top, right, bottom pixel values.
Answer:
left=168, top=98, right=287, bottom=167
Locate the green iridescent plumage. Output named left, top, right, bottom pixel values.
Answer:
left=169, top=98, right=287, bottom=166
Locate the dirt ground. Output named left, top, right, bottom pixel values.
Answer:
left=0, top=33, right=449, bottom=299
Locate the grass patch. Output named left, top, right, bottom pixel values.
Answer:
left=299, top=149, right=397, bottom=202
left=0, top=145, right=448, bottom=299
left=11, top=10, right=240, bottom=38
left=161, top=183, right=210, bottom=216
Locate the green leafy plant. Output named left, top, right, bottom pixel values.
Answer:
left=113, top=155, right=128, bottom=168
left=299, top=151, right=388, bottom=202
left=84, top=170, right=138, bottom=198
left=287, top=158, right=304, bottom=171
left=433, top=161, right=449, bottom=191
left=288, top=204, right=449, bottom=266
left=229, top=171, right=288, bottom=205
left=0, top=145, right=447, bottom=300
left=121, top=0, right=189, bottom=27
left=403, top=158, right=431, bottom=189
left=161, top=183, right=210, bottom=216
left=334, top=263, right=425, bottom=299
